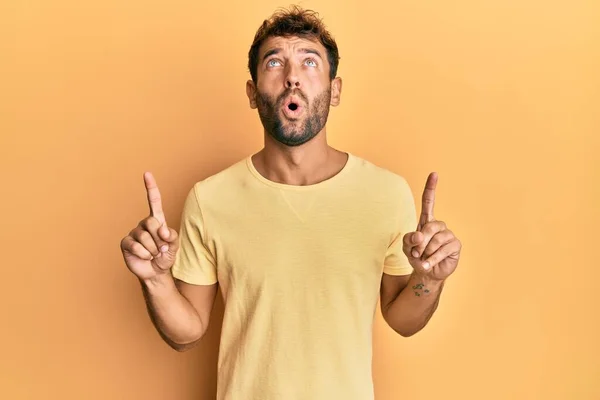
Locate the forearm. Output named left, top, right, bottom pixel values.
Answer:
left=383, top=272, right=445, bottom=337
left=140, top=272, right=205, bottom=351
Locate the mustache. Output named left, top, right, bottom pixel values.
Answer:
left=276, top=88, right=308, bottom=106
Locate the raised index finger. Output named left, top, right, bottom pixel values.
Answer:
left=143, top=172, right=166, bottom=225
left=418, top=172, right=438, bottom=231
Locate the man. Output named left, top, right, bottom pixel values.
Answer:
left=120, top=6, right=462, bottom=400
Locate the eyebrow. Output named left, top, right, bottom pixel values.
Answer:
left=262, top=47, right=323, bottom=62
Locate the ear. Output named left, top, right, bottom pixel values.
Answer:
left=246, top=80, right=258, bottom=109
left=330, top=77, right=342, bottom=107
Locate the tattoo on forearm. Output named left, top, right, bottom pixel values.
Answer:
left=412, top=283, right=430, bottom=297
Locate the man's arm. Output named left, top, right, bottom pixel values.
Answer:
left=140, top=273, right=218, bottom=351
left=121, top=172, right=220, bottom=352
left=380, top=171, right=461, bottom=337
left=380, top=272, right=445, bottom=337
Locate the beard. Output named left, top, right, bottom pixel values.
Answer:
left=255, top=86, right=331, bottom=147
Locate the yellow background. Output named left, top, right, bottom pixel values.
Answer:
left=2, top=0, right=599, bottom=399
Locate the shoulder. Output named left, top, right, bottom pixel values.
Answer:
left=349, top=153, right=413, bottom=198
left=189, top=156, right=250, bottom=200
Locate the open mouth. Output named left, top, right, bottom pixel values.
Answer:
left=282, top=99, right=304, bottom=119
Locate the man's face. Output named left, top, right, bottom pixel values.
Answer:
left=247, top=35, right=342, bottom=147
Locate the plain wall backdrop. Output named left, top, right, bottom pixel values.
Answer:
left=1, top=0, right=599, bottom=399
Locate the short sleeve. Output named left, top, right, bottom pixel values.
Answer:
left=383, top=177, right=417, bottom=276
left=171, top=185, right=218, bottom=285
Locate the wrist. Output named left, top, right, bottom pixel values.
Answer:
left=141, top=270, right=174, bottom=291
left=411, top=271, right=444, bottom=293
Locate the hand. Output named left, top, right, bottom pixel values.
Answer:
left=120, top=172, right=180, bottom=281
left=402, top=172, right=462, bottom=281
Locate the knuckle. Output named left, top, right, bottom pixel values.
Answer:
left=146, top=217, right=160, bottom=231
left=130, top=241, right=143, bottom=254
left=429, top=221, right=443, bottom=232
left=401, top=241, right=408, bottom=251
left=120, top=236, right=130, bottom=250
left=130, top=228, right=142, bottom=241
left=134, top=223, right=149, bottom=235
left=140, top=217, right=155, bottom=230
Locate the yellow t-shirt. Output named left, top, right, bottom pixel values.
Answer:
left=171, top=152, right=417, bottom=400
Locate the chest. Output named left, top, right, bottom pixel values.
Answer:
left=208, top=195, right=393, bottom=296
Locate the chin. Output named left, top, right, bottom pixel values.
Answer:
left=270, top=130, right=316, bottom=147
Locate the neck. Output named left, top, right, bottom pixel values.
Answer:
left=252, top=128, right=347, bottom=186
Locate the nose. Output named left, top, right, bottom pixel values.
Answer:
left=284, top=65, right=301, bottom=89
left=286, top=78, right=301, bottom=89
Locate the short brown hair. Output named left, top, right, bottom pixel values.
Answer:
left=247, top=6, right=340, bottom=83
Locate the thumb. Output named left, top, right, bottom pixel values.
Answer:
left=153, top=226, right=180, bottom=270
left=158, top=223, right=172, bottom=242
left=158, top=225, right=179, bottom=251
left=164, top=227, right=179, bottom=251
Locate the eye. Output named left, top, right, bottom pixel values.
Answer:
left=305, top=58, right=317, bottom=67
left=267, top=59, right=282, bottom=67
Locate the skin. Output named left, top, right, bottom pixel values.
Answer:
left=243, top=35, right=462, bottom=336
left=121, top=173, right=215, bottom=351
left=120, top=34, right=462, bottom=352
left=245, top=35, right=347, bottom=186
left=380, top=172, right=463, bottom=337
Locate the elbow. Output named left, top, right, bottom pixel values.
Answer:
left=387, top=320, right=424, bottom=337
left=383, top=314, right=419, bottom=337
left=168, top=337, right=201, bottom=352
left=394, top=327, right=420, bottom=338
left=171, top=342, right=195, bottom=352
left=162, top=329, right=205, bottom=352
left=169, top=320, right=210, bottom=352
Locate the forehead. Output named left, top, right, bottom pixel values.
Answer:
left=258, top=35, right=327, bottom=57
